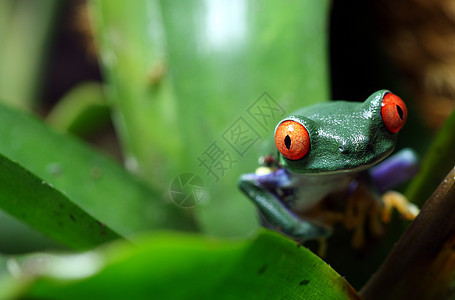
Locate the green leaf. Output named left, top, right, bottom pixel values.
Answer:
left=0, top=210, right=64, bottom=253
left=0, top=153, right=120, bottom=250
left=2, top=231, right=360, bottom=300
left=406, top=109, right=455, bottom=207
left=89, top=0, right=331, bottom=237
left=0, top=102, right=196, bottom=242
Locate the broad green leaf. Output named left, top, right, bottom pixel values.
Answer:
left=0, top=210, right=64, bottom=253
left=89, top=0, right=331, bottom=237
left=0, top=153, right=120, bottom=250
left=0, top=102, right=196, bottom=241
left=2, top=231, right=360, bottom=300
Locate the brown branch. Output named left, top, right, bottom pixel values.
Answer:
left=360, top=166, right=455, bottom=300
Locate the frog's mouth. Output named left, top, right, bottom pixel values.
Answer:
left=284, top=146, right=395, bottom=175
left=312, top=162, right=381, bottom=175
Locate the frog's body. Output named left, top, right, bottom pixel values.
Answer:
left=239, top=90, right=419, bottom=243
left=285, top=172, right=354, bottom=211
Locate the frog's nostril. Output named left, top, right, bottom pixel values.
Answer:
left=338, top=145, right=352, bottom=154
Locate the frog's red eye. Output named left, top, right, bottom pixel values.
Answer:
left=381, top=93, right=407, bottom=133
left=275, top=120, right=310, bottom=160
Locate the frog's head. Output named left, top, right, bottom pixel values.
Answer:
left=274, top=90, right=407, bottom=174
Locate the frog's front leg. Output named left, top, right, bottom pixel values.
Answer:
left=381, top=191, right=419, bottom=222
left=239, top=168, right=331, bottom=240
left=369, top=148, right=420, bottom=221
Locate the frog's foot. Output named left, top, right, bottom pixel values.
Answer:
left=381, top=191, right=420, bottom=223
left=240, top=171, right=331, bottom=241
left=342, top=182, right=386, bottom=248
left=343, top=192, right=367, bottom=231
left=344, top=194, right=369, bottom=249
left=368, top=200, right=384, bottom=237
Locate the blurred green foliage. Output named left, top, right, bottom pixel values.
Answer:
left=0, top=0, right=454, bottom=299
left=0, top=0, right=60, bottom=108
left=406, top=109, right=455, bottom=207
left=0, top=101, right=195, bottom=239
left=0, top=231, right=360, bottom=300
left=90, top=0, right=331, bottom=237
left=0, top=150, right=120, bottom=249
left=46, top=82, right=111, bottom=138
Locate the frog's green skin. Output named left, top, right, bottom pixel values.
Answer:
left=280, top=90, right=395, bottom=174
left=239, top=90, right=408, bottom=240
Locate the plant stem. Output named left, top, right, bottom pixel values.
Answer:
left=361, top=166, right=455, bottom=299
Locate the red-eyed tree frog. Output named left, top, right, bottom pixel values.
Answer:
left=239, top=90, right=419, bottom=248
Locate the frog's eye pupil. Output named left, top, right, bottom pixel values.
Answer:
left=396, top=105, right=404, bottom=120
left=381, top=93, right=407, bottom=133
left=284, top=135, right=291, bottom=150
left=275, top=120, right=310, bottom=160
